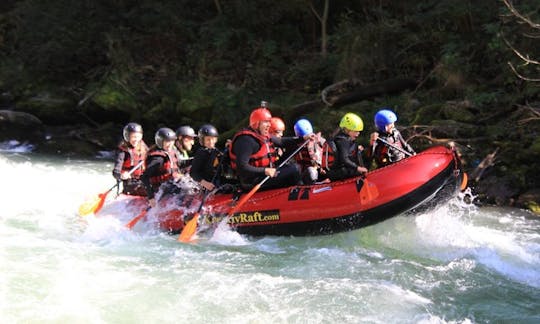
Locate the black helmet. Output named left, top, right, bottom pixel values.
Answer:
left=175, top=125, right=196, bottom=138
left=198, top=124, right=219, bottom=145
left=123, top=122, right=143, bottom=142
left=154, top=127, right=177, bottom=149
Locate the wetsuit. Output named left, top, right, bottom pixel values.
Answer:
left=325, top=131, right=365, bottom=181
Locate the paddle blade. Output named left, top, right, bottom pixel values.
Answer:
left=78, top=194, right=103, bottom=216
left=178, top=213, right=199, bottom=242
left=359, top=178, right=379, bottom=204
left=125, top=209, right=149, bottom=229
left=93, top=193, right=108, bottom=215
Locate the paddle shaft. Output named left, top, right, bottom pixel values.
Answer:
left=376, top=137, right=413, bottom=157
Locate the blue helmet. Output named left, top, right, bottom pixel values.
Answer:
left=294, top=119, right=313, bottom=137
left=374, top=109, right=397, bottom=133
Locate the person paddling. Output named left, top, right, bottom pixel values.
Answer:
left=325, top=113, right=368, bottom=181
left=190, top=124, right=222, bottom=191
left=293, top=118, right=328, bottom=184
left=141, top=128, right=182, bottom=208
left=229, top=101, right=312, bottom=191
left=366, top=108, right=415, bottom=168
left=112, top=122, right=148, bottom=196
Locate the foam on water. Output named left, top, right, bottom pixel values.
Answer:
left=2, top=153, right=539, bottom=323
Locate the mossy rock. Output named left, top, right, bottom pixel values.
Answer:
left=92, top=83, right=138, bottom=113
left=16, top=92, right=77, bottom=125
left=517, top=189, right=540, bottom=215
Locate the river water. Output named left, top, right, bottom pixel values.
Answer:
left=1, top=146, right=539, bottom=323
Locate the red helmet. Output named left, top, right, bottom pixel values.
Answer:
left=269, top=117, right=285, bottom=135
left=249, top=108, right=272, bottom=129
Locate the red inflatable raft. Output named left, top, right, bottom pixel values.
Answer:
left=153, top=145, right=465, bottom=236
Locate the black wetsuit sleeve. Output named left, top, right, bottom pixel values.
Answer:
left=232, top=135, right=266, bottom=176
left=335, top=137, right=358, bottom=169
left=141, top=155, right=164, bottom=199
left=112, top=151, right=126, bottom=180
left=190, top=149, right=210, bottom=182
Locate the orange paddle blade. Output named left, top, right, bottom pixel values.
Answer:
left=359, top=178, right=378, bottom=204
left=125, top=209, right=149, bottom=229
left=178, top=213, right=199, bottom=242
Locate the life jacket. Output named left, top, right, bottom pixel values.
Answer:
left=221, top=143, right=237, bottom=181
left=373, top=130, right=408, bottom=166
left=118, top=142, right=147, bottom=178
left=147, top=149, right=179, bottom=186
left=321, top=140, right=337, bottom=170
left=295, top=134, right=325, bottom=169
left=229, top=128, right=277, bottom=170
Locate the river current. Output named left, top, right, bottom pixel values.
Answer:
left=1, top=144, right=539, bottom=323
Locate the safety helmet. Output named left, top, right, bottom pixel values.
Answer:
left=374, top=109, right=397, bottom=133
left=198, top=124, right=219, bottom=145
left=122, top=122, right=143, bottom=142
left=269, top=117, right=285, bottom=135
left=175, top=125, right=196, bottom=138
left=339, top=113, right=364, bottom=132
left=249, top=101, right=272, bottom=129
left=294, top=118, right=313, bottom=137
left=154, top=127, right=177, bottom=149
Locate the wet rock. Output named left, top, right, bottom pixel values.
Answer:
left=0, top=110, right=44, bottom=142
left=516, top=189, right=540, bottom=215
left=472, top=172, right=520, bottom=207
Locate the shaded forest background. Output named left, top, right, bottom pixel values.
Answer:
left=0, top=0, right=539, bottom=211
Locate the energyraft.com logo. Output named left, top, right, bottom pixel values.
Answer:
left=204, top=210, right=281, bottom=225
left=228, top=210, right=280, bottom=224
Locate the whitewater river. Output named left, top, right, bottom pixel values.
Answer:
left=1, top=145, right=539, bottom=323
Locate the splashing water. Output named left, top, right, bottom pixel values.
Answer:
left=1, top=152, right=539, bottom=323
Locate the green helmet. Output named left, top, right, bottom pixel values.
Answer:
left=339, top=113, right=364, bottom=131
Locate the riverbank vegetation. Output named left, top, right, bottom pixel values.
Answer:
left=0, top=0, right=538, bottom=211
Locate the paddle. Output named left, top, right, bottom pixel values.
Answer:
left=78, top=160, right=144, bottom=216
left=376, top=137, right=413, bottom=157
left=178, top=148, right=229, bottom=242
left=177, top=189, right=212, bottom=242
left=179, top=139, right=310, bottom=243
left=125, top=207, right=150, bottom=229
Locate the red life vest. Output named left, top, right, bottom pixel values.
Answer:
left=229, top=128, right=277, bottom=170
left=148, top=149, right=179, bottom=186
left=321, top=140, right=336, bottom=170
left=295, top=135, right=325, bottom=169
left=118, top=142, right=147, bottom=178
